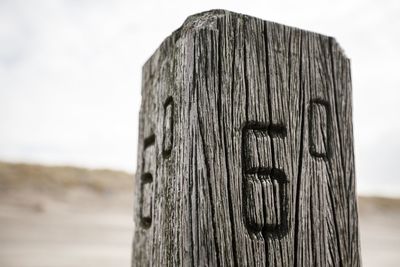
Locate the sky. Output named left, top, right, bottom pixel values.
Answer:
left=0, top=0, right=399, bottom=196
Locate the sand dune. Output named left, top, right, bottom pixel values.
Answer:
left=0, top=162, right=398, bottom=267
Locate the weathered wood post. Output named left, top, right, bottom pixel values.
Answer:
left=132, top=10, right=360, bottom=266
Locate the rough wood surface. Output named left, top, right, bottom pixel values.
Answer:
left=132, top=9, right=360, bottom=267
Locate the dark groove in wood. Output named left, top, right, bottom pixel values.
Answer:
left=293, top=29, right=304, bottom=267
left=189, top=35, right=196, bottom=267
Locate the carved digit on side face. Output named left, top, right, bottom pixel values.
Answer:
left=140, top=173, right=153, bottom=228
left=140, top=133, right=156, bottom=229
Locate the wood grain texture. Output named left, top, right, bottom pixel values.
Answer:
left=132, top=9, right=360, bottom=267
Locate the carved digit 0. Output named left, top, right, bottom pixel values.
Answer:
left=163, top=97, right=174, bottom=158
left=308, top=100, right=331, bottom=159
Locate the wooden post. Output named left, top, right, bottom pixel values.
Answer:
left=132, top=9, right=361, bottom=266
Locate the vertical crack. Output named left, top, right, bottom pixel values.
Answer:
left=294, top=30, right=304, bottom=267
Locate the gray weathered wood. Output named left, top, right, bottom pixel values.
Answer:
left=132, top=9, right=361, bottom=267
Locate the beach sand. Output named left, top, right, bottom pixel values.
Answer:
left=0, top=162, right=398, bottom=267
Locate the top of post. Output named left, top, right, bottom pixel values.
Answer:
left=145, top=9, right=348, bottom=68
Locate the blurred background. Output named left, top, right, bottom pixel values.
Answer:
left=0, top=0, right=399, bottom=266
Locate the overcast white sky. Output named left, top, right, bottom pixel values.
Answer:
left=0, top=0, right=399, bottom=196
